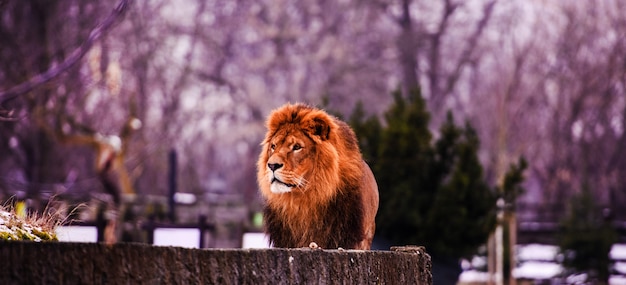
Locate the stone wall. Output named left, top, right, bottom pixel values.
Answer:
left=0, top=242, right=431, bottom=284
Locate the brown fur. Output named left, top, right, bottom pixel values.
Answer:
left=257, top=103, right=379, bottom=249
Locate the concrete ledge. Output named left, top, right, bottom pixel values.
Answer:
left=1, top=242, right=431, bottom=284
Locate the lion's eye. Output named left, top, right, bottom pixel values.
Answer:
left=270, top=144, right=276, bottom=150
left=292, top=144, right=302, bottom=151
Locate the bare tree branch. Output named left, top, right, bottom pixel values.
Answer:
left=430, top=0, right=496, bottom=111
left=398, top=0, right=420, bottom=93
left=428, top=0, right=459, bottom=105
left=444, top=0, right=496, bottom=96
left=0, top=0, right=130, bottom=104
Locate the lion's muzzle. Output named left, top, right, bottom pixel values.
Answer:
left=268, top=163, right=283, bottom=171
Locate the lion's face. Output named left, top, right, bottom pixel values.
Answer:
left=257, top=104, right=340, bottom=198
left=262, top=127, right=315, bottom=194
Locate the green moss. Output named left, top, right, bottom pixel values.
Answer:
left=31, top=227, right=58, bottom=241
left=0, top=231, right=16, bottom=241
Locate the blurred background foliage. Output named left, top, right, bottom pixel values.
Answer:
left=1, top=0, right=626, bottom=270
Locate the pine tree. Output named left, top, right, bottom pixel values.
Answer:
left=558, top=186, right=616, bottom=284
left=348, top=101, right=381, bottom=165
left=350, top=89, right=505, bottom=259
left=426, top=113, right=496, bottom=257
left=373, top=90, right=437, bottom=247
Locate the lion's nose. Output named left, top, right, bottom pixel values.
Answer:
left=268, top=163, right=283, bottom=171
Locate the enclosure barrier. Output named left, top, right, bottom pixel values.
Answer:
left=0, top=242, right=431, bottom=284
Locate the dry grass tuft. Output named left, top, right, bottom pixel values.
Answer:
left=0, top=199, right=68, bottom=242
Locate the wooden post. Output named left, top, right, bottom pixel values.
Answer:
left=508, top=213, right=517, bottom=285
left=144, top=216, right=155, bottom=245
left=96, top=204, right=107, bottom=243
left=168, top=149, right=177, bottom=222
left=198, top=215, right=206, bottom=248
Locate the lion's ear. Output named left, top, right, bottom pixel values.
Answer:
left=306, top=113, right=333, bottom=141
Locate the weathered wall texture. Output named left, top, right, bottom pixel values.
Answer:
left=0, top=242, right=431, bottom=284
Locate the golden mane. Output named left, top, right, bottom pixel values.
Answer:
left=257, top=103, right=379, bottom=249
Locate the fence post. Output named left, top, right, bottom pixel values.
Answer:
left=198, top=215, right=206, bottom=248
left=168, top=149, right=177, bottom=222
left=144, top=216, right=155, bottom=245
left=96, top=203, right=107, bottom=242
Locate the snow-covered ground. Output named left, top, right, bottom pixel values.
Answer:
left=153, top=228, right=201, bottom=248
left=460, top=243, right=626, bottom=284
left=242, top=232, right=271, bottom=249
left=613, top=244, right=626, bottom=260
left=55, top=226, right=98, bottom=242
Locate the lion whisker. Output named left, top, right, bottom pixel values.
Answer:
left=280, top=172, right=308, bottom=189
left=296, top=176, right=308, bottom=189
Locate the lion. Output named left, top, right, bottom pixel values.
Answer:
left=257, top=103, right=379, bottom=250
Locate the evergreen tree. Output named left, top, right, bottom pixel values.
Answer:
left=426, top=114, right=496, bottom=257
left=374, top=90, right=438, bottom=247
left=348, top=101, right=381, bottom=164
left=350, top=89, right=508, bottom=259
left=498, top=157, right=528, bottom=209
left=558, top=186, right=616, bottom=284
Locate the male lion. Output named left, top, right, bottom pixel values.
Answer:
left=257, top=103, right=379, bottom=250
